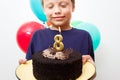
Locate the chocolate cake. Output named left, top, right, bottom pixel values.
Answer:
left=32, top=47, right=83, bottom=80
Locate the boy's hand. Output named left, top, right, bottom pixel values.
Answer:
left=82, top=55, right=95, bottom=65
left=19, top=59, right=27, bottom=65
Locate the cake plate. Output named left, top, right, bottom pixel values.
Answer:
left=16, top=60, right=96, bottom=80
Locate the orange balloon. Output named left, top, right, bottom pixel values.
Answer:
left=46, top=21, right=51, bottom=27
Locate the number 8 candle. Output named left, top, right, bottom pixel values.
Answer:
left=53, top=27, right=64, bottom=51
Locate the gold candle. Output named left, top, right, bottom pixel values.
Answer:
left=53, top=27, right=64, bottom=51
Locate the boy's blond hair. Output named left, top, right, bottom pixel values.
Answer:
left=41, top=0, right=75, bottom=5
left=71, top=0, right=75, bottom=4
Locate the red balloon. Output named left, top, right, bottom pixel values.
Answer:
left=16, top=21, right=44, bottom=53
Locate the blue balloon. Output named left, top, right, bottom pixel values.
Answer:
left=70, top=20, right=83, bottom=26
left=72, top=22, right=101, bottom=51
left=30, top=0, right=47, bottom=22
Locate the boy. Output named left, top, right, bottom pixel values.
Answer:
left=19, top=0, right=94, bottom=64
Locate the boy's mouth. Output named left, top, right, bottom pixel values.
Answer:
left=52, top=16, right=65, bottom=21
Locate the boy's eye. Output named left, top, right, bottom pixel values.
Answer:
left=47, top=4, right=54, bottom=9
left=61, top=4, right=67, bottom=8
left=60, top=2, right=68, bottom=8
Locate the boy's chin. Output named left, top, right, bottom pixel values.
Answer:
left=51, top=21, right=66, bottom=27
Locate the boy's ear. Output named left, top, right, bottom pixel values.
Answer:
left=72, top=4, right=75, bottom=12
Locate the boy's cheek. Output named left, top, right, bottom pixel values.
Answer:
left=44, top=10, right=52, bottom=16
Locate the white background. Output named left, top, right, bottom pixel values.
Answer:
left=0, top=0, right=120, bottom=80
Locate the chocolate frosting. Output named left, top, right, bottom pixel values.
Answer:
left=42, top=47, right=73, bottom=60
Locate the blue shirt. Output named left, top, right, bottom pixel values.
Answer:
left=26, top=28, right=94, bottom=60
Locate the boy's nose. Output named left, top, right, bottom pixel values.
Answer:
left=54, top=7, right=61, bottom=14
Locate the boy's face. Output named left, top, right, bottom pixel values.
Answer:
left=43, top=0, right=75, bottom=27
